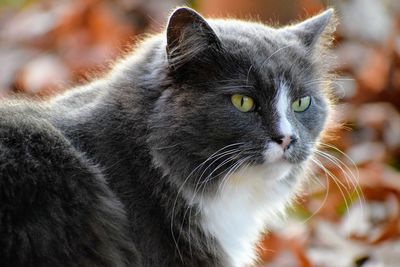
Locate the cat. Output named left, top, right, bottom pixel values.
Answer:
left=0, top=6, right=336, bottom=267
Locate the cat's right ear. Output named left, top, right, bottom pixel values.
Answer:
left=166, top=7, right=221, bottom=69
left=287, top=9, right=336, bottom=50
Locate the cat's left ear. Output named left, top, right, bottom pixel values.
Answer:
left=166, top=7, right=221, bottom=68
left=288, top=9, right=335, bottom=49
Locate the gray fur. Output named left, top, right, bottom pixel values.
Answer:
left=0, top=7, right=335, bottom=267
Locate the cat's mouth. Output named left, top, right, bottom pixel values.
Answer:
left=262, top=139, right=306, bottom=166
left=263, top=142, right=289, bottom=163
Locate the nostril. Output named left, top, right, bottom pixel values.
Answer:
left=290, top=135, right=298, bottom=144
left=271, top=135, right=284, bottom=145
left=271, top=135, right=297, bottom=150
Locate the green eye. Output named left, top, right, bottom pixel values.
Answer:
left=231, top=94, right=255, bottom=112
left=292, top=96, right=311, bottom=112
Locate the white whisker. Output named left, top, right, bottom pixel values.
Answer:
left=301, top=164, right=330, bottom=224
left=310, top=157, right=351, bottom=216
left=317, top=143, right=364, bottom=207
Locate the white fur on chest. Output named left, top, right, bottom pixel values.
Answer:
left=200, top=163, right=299, bottom=267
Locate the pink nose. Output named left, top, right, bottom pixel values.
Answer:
left=272, top=135, right=296, bottom=150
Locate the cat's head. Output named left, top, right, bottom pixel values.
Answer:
left=148, top=7, right=336, bottom=195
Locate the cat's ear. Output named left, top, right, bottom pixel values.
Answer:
left=166, top=7, right=221, bottom=67
left=288, top=9, right=335, bottom=49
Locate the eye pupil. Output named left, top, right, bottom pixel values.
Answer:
left=292, top=96, right=311, bottom=113
left=231, top=94, right=255, bottom=113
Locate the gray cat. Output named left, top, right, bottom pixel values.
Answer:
left=0, top=7, right=336, bottom=267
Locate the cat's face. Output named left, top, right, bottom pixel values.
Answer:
left=149, top=8, right=334, bottom=194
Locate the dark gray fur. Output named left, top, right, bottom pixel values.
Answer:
left=0, top=7, right=335, bottom=267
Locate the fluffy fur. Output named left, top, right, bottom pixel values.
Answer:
left=0, top=7, right=336, bottom=267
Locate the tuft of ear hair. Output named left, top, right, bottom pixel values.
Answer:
left=289, top=9, right=336, bottom=48
left=166, top=7, right=221, bottom=68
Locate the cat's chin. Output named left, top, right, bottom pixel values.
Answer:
left=224, top=158, right=294, bottom=187
left=258, top=160, right=293, bottom=181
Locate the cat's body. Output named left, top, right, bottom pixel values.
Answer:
left=0, top=7, right=335, bottom=267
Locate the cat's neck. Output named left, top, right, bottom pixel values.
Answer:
left=198, top=164, right=300, bottom=267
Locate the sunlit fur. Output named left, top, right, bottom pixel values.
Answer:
left=0, top=7, right=339, bottom=267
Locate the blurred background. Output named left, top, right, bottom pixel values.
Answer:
left=1, top=0, right=400, bottom=266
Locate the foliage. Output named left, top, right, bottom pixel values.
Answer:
left=1, top=0, right=399, bottom=266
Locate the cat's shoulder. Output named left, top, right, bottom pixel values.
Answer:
left=0, top=97, right=141, bottom=267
